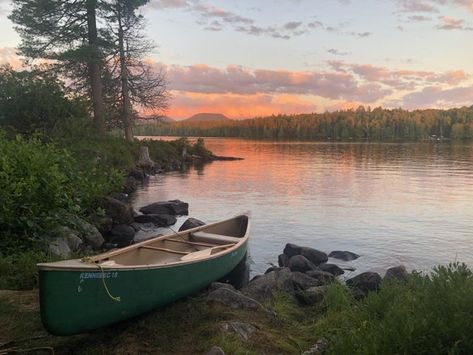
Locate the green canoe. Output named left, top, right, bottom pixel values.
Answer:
left=38, top=214, right=250, bottom=335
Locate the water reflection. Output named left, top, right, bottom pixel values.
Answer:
left=131, top=138, right=473, bottom=276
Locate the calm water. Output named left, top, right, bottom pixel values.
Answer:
left=130, top=138, right=473, bottom=277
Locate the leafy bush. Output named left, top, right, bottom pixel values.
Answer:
left=0, top=133, right=122, bottom=253
left=317, top=263, right=473, bottom=354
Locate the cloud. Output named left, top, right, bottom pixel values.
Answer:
left=408, top=15, right=432, bottom=21
left=402, top=85, right=473, bottom=108
left=395, top=0, right=438, bottom=12
left=436, top=15, right=472, bottom=30
left=147, top=0, right=190, bottom=9
left=328, top=48, right=349, bottom=56
left=164, top=63, right=393, bottom=103
left=0, top=47, right=23, bottom=69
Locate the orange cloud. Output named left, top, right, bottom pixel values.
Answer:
left=162, top=92, right=317, bottom=119
left=0, top=47, right=23, bottom=69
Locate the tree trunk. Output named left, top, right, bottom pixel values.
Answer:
left=137, top=146, right=155, bottom=168
left=86, top=0, right=105, bottom=136
left=117, top=4, right=133, bottom=142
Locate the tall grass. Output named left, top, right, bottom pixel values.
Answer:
left=317, top=263, right=473, bottom=354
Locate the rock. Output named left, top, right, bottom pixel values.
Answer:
left=288, top=255, right=317, bottom=273
left=209, top=282, right=236, bottom=292
left=343, top=267, right=356, bottom=272
left=278, top=253, right=289, bottom=267
left=242, top=268, right=319, bottom=302
left=129, top=168, right=146, bottom=181
left=123, top=176, right=139, bottom=194
left=178, top=217, right=205, bottom=232
left=302, top=338, right=329, bottom=355
left=283, top=243, right=328, bottom=266
left=207, top=346, right=225, bottom=355
left=220, top=321, right=257, bottom=341
left=52, top=226, right=83, bottom=251
left=89, top=214, right=113, bottom=235
left=79, top=221, right=104, bottom=249
left=300, top=247, right=328, bottom=266
left=384, top=265, right=409, bottom=281
left=283, top=243, right=302, bottom=257
left=110, top=224, right=136, bottom=247
left=48, top=238, right=71, bottom=258
left=100, top=197, right=135, bottom=225
left=295, top=286, right=328, bottom=305
left=319, top=263, right=345, bottom=276
left=134, top=214, right=177, bottom=227
left=139, top=200, right=188, bottom=216
left=265, top=266, right=283, bottom=274
left=346, top=272, right=381, bottom=296
left=328, top=250, right=360, bottom=261
left=207, top=288, right=266, bottom=312
left=305, top=270, right=335, bottom=284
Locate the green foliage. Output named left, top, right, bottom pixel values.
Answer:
left=0, top=251, right=59, bottom=290
left=0, top=132, right=122, bottom=253
left=0, top=66, right=88, bottom=135
left=317, top=263, right=473, bottom=354
left=137, top=106, right=473, bottom=141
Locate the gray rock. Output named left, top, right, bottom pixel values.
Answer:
left=209, top=282, right=236, bottom=292
left=283, top=243, right=328, bottom=266
left=283, top=243, right=302, bottom=257
left=207, top=346, right=225, bottom=355
left=134, top=214, right=177, bottom=227
left=52, top=226, right=83, bottom=251
left=123, top=176, right=139, bottom=194
left=295, top=286, right=328, bottom=305
left=207, top=288, right=266, bottom=312
left=110, top=224, right=135, bottom=247
left=328, top=250, right=360, bottom=261
left=48, top=238, right=71, bottom=258
left=80, top=221, right=104, bottom=249
left=300, top=247, right=328, bottom=266
left=278, top=253, right=289, bottom=267
left=220, top=321, right=257, bottom=341
left=384, top=265, right=409, bottom=281
left=178, top=217, right=205, bottom=232
left=89, top=214, right=113, bottom=235
left=305, top=270, right=335, bottom=284
left=242, top=268, right=319, bottom=302
left=346, top=272, right=381, bottom=296
left=100, top=197, right=135, bottom=224
left=139, top=200, right=189, bottom=215
left=319, top=263, right=344, bottom=276
left=129, top=168, right=146, bottom=181
left=265, top=266, right=283, bottom=274
left=302, top=338, right=329, bottom=355
left=288, top=255, right=317, bottom=273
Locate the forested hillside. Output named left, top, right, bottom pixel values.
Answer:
left=135, top=106, right=473, bottom=140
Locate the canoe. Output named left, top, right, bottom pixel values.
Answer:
left=38, top=214, right=250, bottom=335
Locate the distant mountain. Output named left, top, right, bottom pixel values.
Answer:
left=183, top=113, right=230, bottom=122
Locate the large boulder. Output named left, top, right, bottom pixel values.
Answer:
left=278, top=253, right=289, bottom=267
left=123, top=176, right=139, bottom=194
left=283, top=243, right=328, bottom=266
left=319, top=263, right=345, bottom=276
left=288, top=255, right=317, bottom=273
left=305, top=270, right=335, bottom=284
left=100, top=197, right=135, bottom=225
left=346, top=272, right=381, bottom=296
left=48, top=238, right=72, bottom=258
left=295, top=286, right=328, bottom=305
left=89, top=214, right=113, bottom=235
left=178, top=217, right=206, bottom=232
left=110, top=224, right=135, bottom=247
left=207, top=288, right=266, bottom=312
left=328, top=250, right=360, bottom=261
left=208, top=282, right=236, bottom=292
left=78, top=220, right=105, bottom=249
left=134, top=214, right=177, bottom=227
left=384, top=265, right=409, bottom=281
left=139, top=200, right=189, bottom=216
left=52, top=226, right=83, bottom=251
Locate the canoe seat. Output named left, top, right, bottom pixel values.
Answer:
left=191, top=231, right=241, bottom=245
left=180, top=244, right=235, bottom=261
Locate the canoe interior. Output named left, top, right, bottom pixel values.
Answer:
left=107, top=215, right=249, bottom=266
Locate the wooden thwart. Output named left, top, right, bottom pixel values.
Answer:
left=165, top=238, right=216, bottom=248
left=139, top=246, right=189, bottom=255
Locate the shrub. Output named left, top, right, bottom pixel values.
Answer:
left=0, top=133, right=122, bottom=253
left=317, top=263, right=473, bottom=354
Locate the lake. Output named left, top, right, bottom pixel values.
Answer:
left=130, top=138, right=473, bottom=277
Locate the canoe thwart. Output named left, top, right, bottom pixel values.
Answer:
left=191, top=231, right=241, bottom=245
left=180, top=244, right=236, bottom=261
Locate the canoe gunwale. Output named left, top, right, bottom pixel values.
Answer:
left=37, top=213, right=250, bottom=272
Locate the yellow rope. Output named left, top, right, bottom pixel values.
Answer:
left=81, top=257, right=121, bottom=302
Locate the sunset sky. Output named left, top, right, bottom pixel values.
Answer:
left=1, top=0, right=473, bottom=118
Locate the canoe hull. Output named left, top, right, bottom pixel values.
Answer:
left=39, top=240, right=247, bottom=335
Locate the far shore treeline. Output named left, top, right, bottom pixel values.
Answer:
left=136, top=106, right=473, bottom=141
